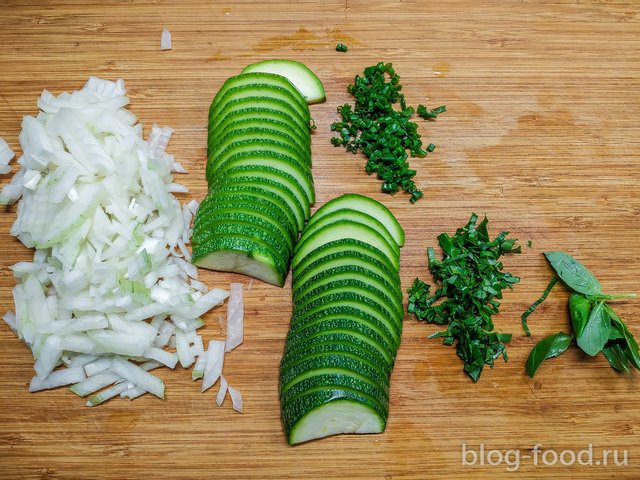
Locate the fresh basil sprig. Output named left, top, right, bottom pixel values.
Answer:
left=524, top=251, right=638, bottom=377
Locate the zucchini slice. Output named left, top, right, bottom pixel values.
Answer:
left=283, top=392, right=386, bottom=445
left=242, top=60, right=326, bottom=105
left=293, top=220, right=399, bottom=271
left=307, top=194, right=404, bottom=247
left=211, top=72, right=308, bottom=116
left=192, top=234, right=286, bottom=287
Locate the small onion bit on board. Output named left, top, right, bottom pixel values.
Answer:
left=160, top=28, right=172, bottom=51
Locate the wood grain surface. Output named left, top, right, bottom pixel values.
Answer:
left=1, top=1, right=639, bottom=479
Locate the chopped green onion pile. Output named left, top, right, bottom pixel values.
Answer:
left=330, top=62, right=445, bottom=203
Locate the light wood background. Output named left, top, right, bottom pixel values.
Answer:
left=1, top=1, right=639, bottom=479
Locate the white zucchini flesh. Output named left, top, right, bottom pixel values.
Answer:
left=194, top=250, right=282, bottom=287
left=289, top=400, right=384, bottom=444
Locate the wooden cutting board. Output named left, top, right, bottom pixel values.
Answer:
left=1, top=1, right=639, bottom=478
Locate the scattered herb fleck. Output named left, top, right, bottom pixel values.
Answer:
left=527, top=240, right=533, bottom=248
left=335, top=42, right=348, bottom=53
left=407, top=213, right=521, bottom=381
left=330, top=62, right=444, bottom=203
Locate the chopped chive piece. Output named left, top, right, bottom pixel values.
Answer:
left=426, top=143, right=436, bottom=152
left=335, top=43, right=348, bottom=53
left=521, top=276, right=559, bottom=336
left=417, top=104, right=447, bottom=119
left=527, top=240, right=533, bottom=248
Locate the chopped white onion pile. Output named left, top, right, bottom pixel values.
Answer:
left=160, top=28, right=172, bottom=51
left=1, top=77, right=243, bottom=410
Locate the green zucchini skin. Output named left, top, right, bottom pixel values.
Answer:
left=283, top=331, right=395, bottom=370
left=293, top=263, right=403, bottom=307
left=279, top=346, right=392, bottom=388
left=280, top=372, right=390, bottom=408
left=288, top=306, right=399, bottom=356
left=293, top=238, right=397, bottom=281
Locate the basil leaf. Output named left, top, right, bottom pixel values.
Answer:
left=606, top=305, right=640, bottom=370
left=526, top=332, right=572, bottom=377
left=602, top=343, right=630, bottom=373
left=543, top=251, right=602, bottom=295
left=569, top=293, right=592, bottom=337
left=608, top=324, right=625, bottom=341
left=576, top=302, right=609, bottom=356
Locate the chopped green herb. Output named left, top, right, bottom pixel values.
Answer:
left=527, top=240, right=533, bottom=248
left=426, top=143, right=436, bottom=152
left=417, top=104, right=446, bottom=119
left=335, top=42, right=348, bottom=53
left=330, top=62, right=444, bottom=203
left=525, top=251, right=639, bottom=376
left=407, top=213, right=521, bottom=381
left=521, top=276, right=558, bottom=336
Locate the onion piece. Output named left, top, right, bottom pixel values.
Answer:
left=181, top=288, right=229, bottom=319
left=175, top=330, right=195, bottom=368
left=120, top=385, right=145, bottom=400
left=160, top=28, right=172, bottom=51
left=86, top=360, right=161, bottom=406
left=67, top=354, right=97, bottom=368
left=69, top=370, right=121, bottom=397
left=0, top=136, right=15, bottom=174
left=86, top=381, right=129, bottom=406
left=2, top=311, right=17, bottom=331
left=110, top=356, right=164, bottom=399
left=30, top=367, right=86, bottom=392
left=191, top=353, right=206, bottom=380
left=34, top=334, right=62, bottom=378
left=216, top=374, right=228, bottom=407
left=83, top=357, right=113, bottom=377
left=225, top=283, right=244, bottom=352
left=202, top=340, right=225, bottom=392
left=143, top=347, right=178, bottom=368
left=228, top=385, right=243, bottom=413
